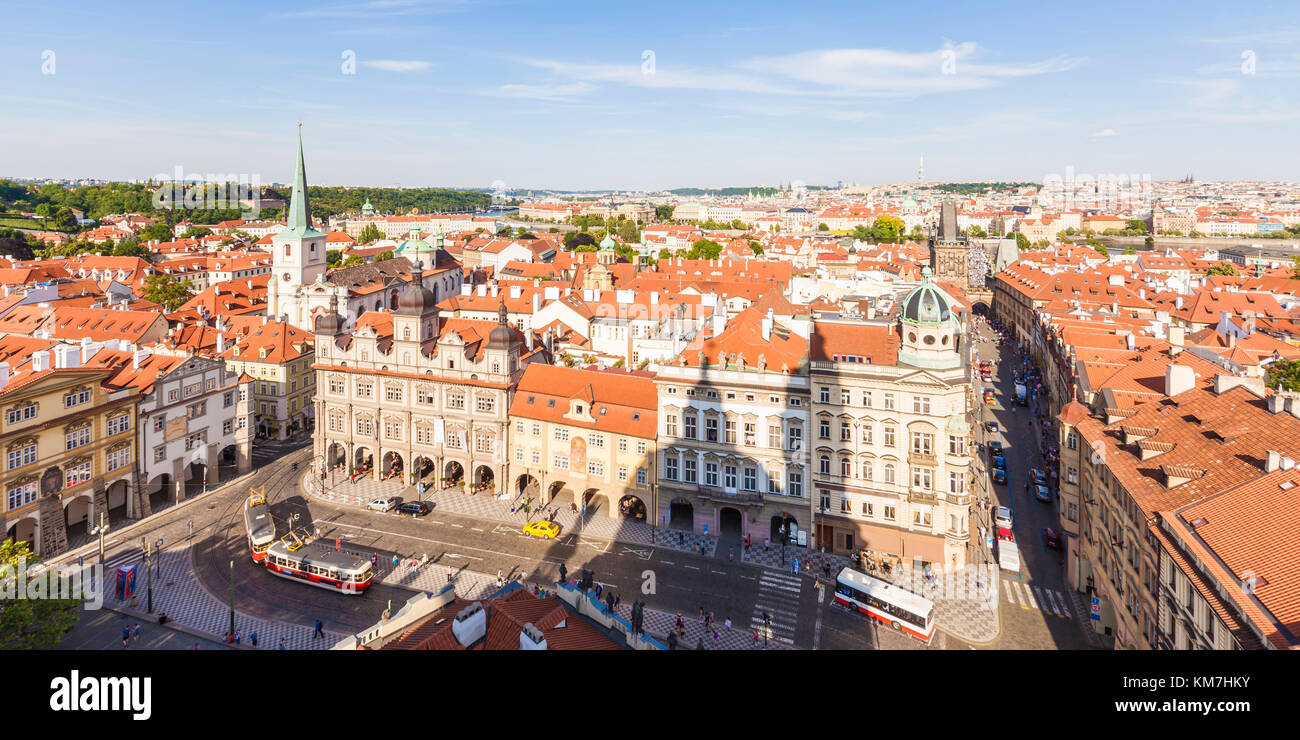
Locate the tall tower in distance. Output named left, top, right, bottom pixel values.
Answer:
left=267, top=124, right=327, bottom=329
left=929, top=200, right=968, bottom=291
left=918, top=155, right=925, bottom=184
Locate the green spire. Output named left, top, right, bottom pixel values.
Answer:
left=278, top=123, right=324, bottom=239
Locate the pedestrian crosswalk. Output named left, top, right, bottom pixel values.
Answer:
left=751, top=570, right=803, bottom=646
left=1001, top=578, right=1073, bottom=619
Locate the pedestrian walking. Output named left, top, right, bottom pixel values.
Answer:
left=250, top=631, right=258, bottom=648
left=614, top=594, right=620, bottom=609
left=313, top=619, right=323, bottom=639
left=724, top=617, right=731, bottom=632
left=392, top=554, right=399, bottom=567
left=447, top=565, right=454, bottom=583
left=234, top=630, right=242, bottom=645
left=764, top=538, right=770, bottom=552
left=277, top=638, right=286, bottom=650
left=698, top=607, right=705, bottom=624
left=122, top=627, right=130, bottom=648
left=192, top=643, right=200, bottom=650
left=132, top=623, right=141, bottom=642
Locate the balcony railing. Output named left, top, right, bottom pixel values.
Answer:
left=694, top=487, right=765, bottom=505
left=909, top=490, right=938, bottom=504
left=909, top=452, right=936, bottom=467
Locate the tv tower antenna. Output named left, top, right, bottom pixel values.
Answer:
left=918, top=155, right=925, bottom=184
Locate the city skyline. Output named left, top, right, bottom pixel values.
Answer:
left=3, top=1, right=1300, bottom=189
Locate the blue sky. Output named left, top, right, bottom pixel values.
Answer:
left=2, top=0, right=1298, bottom=190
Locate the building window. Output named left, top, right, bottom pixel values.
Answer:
left=861, top=391, right=872, bottom=407
left=950, top=471, right=965, bottom=494
left=820, top=490, right=830, bottom=510
left=883, top=505, right=896, bottom=521
left=553, top=455, right=569, bottom=470
left=913, top=509, right=931, bottom=526
left=417, top=388, right=436, bottom=405
left=154, top=445, right=166, bottom=463
left=819, top=420, right=830, bottom=439
left=107, top=415, right=130, bottom=436
left=788, top=471, right=802, bottom=497
left=555, top=428, right=570, bottom=442
left=356, top=417, right=374, bottom=436
left=65, top=427, right=92, bottom=451
left=838, top=421, right=850, bottom=442
left=106, top=447, right=130, bottom=471
left=225, top=391, right=235, bottom=407
left=186, top=401, right=207, bottom=420
left=949, top=435, right=965, bottom=455
left=1066, top=466, right=1079, bottom=484
left=883, top=427, right=895, bottom=447
left=724, top=419, right=736, bottom=444
left=684, top=415, right=697, bottom=440
left=883, top=393, right=895, bottom=410
left=841, top=496, right=850, bottom=513
left=185, top=431, right=207, bottom=451
left=356, top=382, right=373, bottom=399
left=665, top=414, right=678, bottom=437
left=702, top=461, right=716, bottom=486
left=819, top=387, right=830, bottom=403
left=618, top=467, right=628, bottom=482
left=636, top=440, right=647, bottom=455
left=636, top=469, right=647, bottom=486
left=384, top=419, right=403, bottom=441
left=515, top=420, right=525, bottom=434
left=841, top=389, right=850, bottom=405
left=386, top=384, right=403, bottom=402
left=588, top=461, right=604, bottom=477
left=65, top=389, right=90, bottom=408
left=913, top=396, right=931, bottom=414
left=223, top=419, right=234, bottom=434
left=788, top=425, right=802, bottom=450
left=8, top=442, right=37, bottom=471
left=819, top=455, right=830, bottom=475
left=705, top=417, right=718, bottom=442
left=768, top=424, right=781, bottom=448
left=862, top=501, right=872, bottom=517
left=912, top=433, right=933, bottom=456
left=861, top=461, right=873, bottom=480
left=743, top=467, right=757, bottom=491
left=6, top=403, right=37, bottom=425
left=681, top=458, right=697, bottom=483
left=65, top=460, right=92, bottom=487
left=7, top=481, right=37, bottom=510
left=883, top=464, right=895, bottom=484
left=532, top=424, right=542, bottom=437
left=446, top=392, right=464, bottom=409
left=1067, top=432, right=1078, bottom=450
left=768, top=469, right=782, bottom=494
left=743, top=422, right=756, bottom=446
left=840, top=458, right=851, bottom=477
left=474, top=434, right=493, bottom=454
left=664, top=457, right=678, bottom=480
left=912, top=468, right=932, bottom=489
left=723, top=465, right=737, bottom=489
left=589, top=434, right=605, bottom=448
left=475, top=395, right=495, bottom=413
left=531, top=450, right=541, bottom=465
left=618, top=437, right=628, bottom=452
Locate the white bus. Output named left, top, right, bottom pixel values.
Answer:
left=833, top=567, right=936, bottom=642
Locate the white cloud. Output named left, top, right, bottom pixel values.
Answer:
left=1091, top=128, right=1117, bottom=138
left=277, top=0, right=469, bottom=20
left=508, top=43, right=1083, bottom=101
left=360, top=59, right=433, bottom=72
left=494, top=82, right=596, bottom=102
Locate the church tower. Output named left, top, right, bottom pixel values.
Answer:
left=929, top=199, right=968, bottom=291
left=268, top=124, right=327, bottom=329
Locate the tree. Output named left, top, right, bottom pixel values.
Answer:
left=1014, top=232, right=1030, bottom=252
left=0, top=539, right=80, bottom=649
left=850, top=225, right=872, bottom=242
left=340, top=255, right=364, bottom=268
left=181, top=226, right=211, bottom=239
left=655, top=205, right=675, bottom=221
left=357, top=223, right=383, bottom=244
left=658, top=249, right=673, bottom=260
left=137, top=224, right=174, bottom=243
left=730, top=219, right=747, bottom=230
left=1095, top=244, right=1109, bottom=257
left=870, top=215, right=906, bottom=243
left=497, top=226, right=513, bottom=236
left=51, top=208, right=78, bottom=232
left=142, top=273, right=194, bottom=311
left=1292, top=255, right=1300, bottom=279
left=564, top=232, right=597, bottom=250
left=1266, top=359, right=1300, bottom=392
left=747, top=240, right=763, bottom=255
left=326, top=249, right=343, bottom=267
left=687, top=239, right=722, bottom=260
left=1144, top=235, right=1155, bottom=249
left=34, top=203, right=54, bottom=219
left=1125, top=219, right=1148, bottom=234
left=111, top=239, right=152, bottom=260
left=375, top=250, right=394, bottom=262
left=818, top=223, right=829, bottom=231
left=968, top=225, right=987, bottom=238
left=1123, top=246, right=1137, bottom=255
left=1206, top=261, right=1239, bottom=277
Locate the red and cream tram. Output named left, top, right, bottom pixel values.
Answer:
left=244, top=486, right=275, bottom=562
left=263, top=532, right=373, bottom=594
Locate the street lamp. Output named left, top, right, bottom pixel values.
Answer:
left=142, top=538, right=152, bottom=613
left=91, top=512, right=108, bottom=569
left=228, top=559, right=235, bottom=638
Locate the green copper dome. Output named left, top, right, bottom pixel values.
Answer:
left=397, top=227, right=431, bottom=255
left=901, top=267, right=953, bottom=325
left=599, top=233, right=617, bottom=250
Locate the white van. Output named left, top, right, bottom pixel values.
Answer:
left=998, top=539, right=1020, bottom=574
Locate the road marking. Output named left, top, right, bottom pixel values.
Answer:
left=429, top=520, right=444, bottom=525
left=470, top=527, right=484, bottom=532
left=739, top=575, right=756, bottom=581
left=325, top=520, right=576, bottom=563
left=445, top=553, right=484, bottom=561
left=711, top=569, right=726, bottom=575
left=620, top=547, right=652, bottom=560
left=660, top=560, right=675, bottom=566
left=1025, top=584, right=1041, bottom=611
left=758, top=581, right=802, bottom=594
left=1004, top=582, right=1018, bottom=605
left=579, top=538, right=610, bottom=552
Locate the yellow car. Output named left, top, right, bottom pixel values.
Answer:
left=522, top=520, right=561, bottom=539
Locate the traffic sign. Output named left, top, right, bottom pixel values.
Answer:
left=1090, top=596, right=1101, bottom=621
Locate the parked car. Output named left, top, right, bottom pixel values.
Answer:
left=397, top=501, right=432, bottom=517
left=992, top=456, right=1007, bottom=471
left=986, top=421, right=999, bottom=433
left=983, top=388, right=996, bottom=404
left=1033, top=484, right=1052, bottom=503
left=997, top=526, right=1015, bottom=543
left=522, top=520, right=561, bottom=539
left=1043, top=527, right=1063, bottom=550
left=992, top=468, right=1008, bottom=485
left=988, top=440, right=1004, bottom=456
left=1031, top=468, right=1048, bottom=486
left=366, top=497, right=398, bottom=512
left=996, top=506, right=1014, bottom=530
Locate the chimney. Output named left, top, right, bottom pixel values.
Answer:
left=761, top=316, right=772, bottom=341
left=1165, top=363, right=1194, bottom=397
left=1266, top=450, right=1282, bottom=473
left=217, top=332, right=226, bottom=354
left=132, top=349, right=151, bottom=370
left=31, top=350, right=49, bottom=372
left=461, top=283, right=472, bottom=297
left=525, top=331, right=534, bottom=351
left=509, top=285, right=521, bottom=300
left=1125, top=332, right=1136, bottom=351
left=452, top=602, right=486, bottom=648
left=490, top=284, right=499, bottom=298
left=0, top=361, right=9, bottom=388
left=519, top=622, right=547, bottom=651
left=1168, top=325, right=1184, bottom=356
